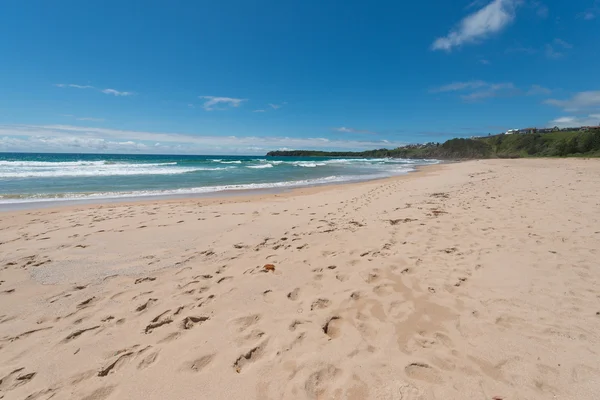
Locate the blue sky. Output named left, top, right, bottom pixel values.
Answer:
left=0, top=0, right=599, bottom=154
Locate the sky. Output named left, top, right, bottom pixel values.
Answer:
left=0, top=0, right=599, bottom=155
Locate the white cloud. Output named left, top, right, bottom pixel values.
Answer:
left=76, top=117, right=105, bottom=122
left=332, top=127, right=375, bottom=135
left=505, top=45, right=537, bottom=54
left=544, top=38, right=573, bottom=59
left=579, top=1, right=599, bottom=20
left=431, top=80, right=517, bottom=101
left=479, top=58, right=491, bottom=65
left=253, top=109, right=266, bottom=113
left=268, top=102, right=287, bottom=110
left=54, top=83, right=95, bottom=89
left=533, top=1, right=549, bottom=18
left=60, top=114, right=105, bottom=122
left=55, top=84, right=134, bottom=96
left=430, top=80, right=488, bottom=92
left=549, top=114, right=600, bottom=128
left=582, top=10, right=596, bottom=19
left=199, top=96, right=246, bottom=111
left=432, top=0, right=518, bottom=51
left=0, top=124, right=404, bottom=155
left=545, top=91, right=600, bottom=112
left=101, top=89, right=135, bottom=96
left=544, top=44, right=562, bottom=59
left=466, top=0, right=489, bottom=9
left=553, top=38, right=572, bottom=49
left=461, top=83, right=516, bottom=101
left=526, top=84, right=552, bottom=96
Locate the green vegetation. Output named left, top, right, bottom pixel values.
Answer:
left=266, top=129, right=600, bottom=159
left=482, top=129, right=600, bottom=158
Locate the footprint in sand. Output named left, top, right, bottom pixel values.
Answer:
left=405, top=362, right=442, bottom=384
left=0, top=368, right=36, bottom=391
left=181, top=354, right=215, bottom=373
left=304, top=365, right=341, bottom=398
left=62, top=326, right=100, bottom=343
left=137, top=350, right=160, bottom=370
left=287, top=288, right=300, bottom=301
left=135, top=298, right=157, bottom=312
left=181, top=316, right=209, bottom=330
left=230, top=314, right=261, bottom=333
left=144, top=310, right=173, bottom=334
left=233, top=339, right=269, bottom=373
left=310, top=298, right=331, bottom=311
left=322, top=316, right=342, bottom=338
left=81, top=386, right=116, bottom=400
left=262, top=289, right=275, bottom=303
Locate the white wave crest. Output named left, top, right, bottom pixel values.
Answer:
left=0, top=160, right=178, bottom=167
left=0, top=166, right=225, bottom=178
left=246, top=164, right=273, bottom=169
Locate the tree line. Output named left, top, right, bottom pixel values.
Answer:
left=266, top=129, right=600, bottom=159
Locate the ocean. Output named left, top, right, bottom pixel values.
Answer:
left=0, top=153, right=439, bottom=206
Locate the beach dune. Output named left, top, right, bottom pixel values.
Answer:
left=1, top=159, right=600, bottom=399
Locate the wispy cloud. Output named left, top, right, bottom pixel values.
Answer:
left=54, top=83, right=95, bottom=89
left=101, top=89, right=135, bottom=96
left=332, top=127, right=376, bottom=135
left=466, top=0, right=489, bottom=9
left=526, top=84, right=552, bottom=96
left=549, top=114, right=600, bottom=128
left=55, top=84, right=135, bottom=96
left=532, top=1, right=549, bottom=18
left=505, top=45, right=538, bottom=54
left=544, top=44, right=563, bottom=59
left=61, top=114, right=106, bottom=122
left=479, top=58, right=491, bottom=65
left=198, top=96, right=246, bottom=111
left=252, top=102, right=287, bottom=112
left=432, top=0, right=519, bottom=51
left=0, top=124, right=405, bottom=155
left=430, top=80, right=488, bottom=93
left=553, top=38, right=572, bottom=49
left=544, top=91, right=600, bottom=112
left=462, top=83, right=516, bottom=101
left=76, top=117, right=106, bottom=122
left=544, top=38, right=573, bottom=59
left=431, top=80, right=520, bottom=102
left=507, top=38, right=571, bottom=59
left=579, top=1, right=600, bottom=20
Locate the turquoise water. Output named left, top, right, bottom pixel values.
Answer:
left=0, top=153, right=438, bottom=204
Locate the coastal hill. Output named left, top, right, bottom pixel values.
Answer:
left=267, top=129, right=600, bottom=159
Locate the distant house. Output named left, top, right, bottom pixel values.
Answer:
left=519, top=127, right=537, bottom=134
left=582, top=126, right=600, bottom=131
left=538, top=126, right=561, bottom=133
left=505, top=129, right=519, bottom=135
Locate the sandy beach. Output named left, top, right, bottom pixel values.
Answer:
left=1, top=158, right=600, bottom=400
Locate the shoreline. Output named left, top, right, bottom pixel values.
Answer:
left=0, top=162, right=446, bottom=213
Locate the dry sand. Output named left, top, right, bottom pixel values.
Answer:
left=1, top=159, right=600, bottom=400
